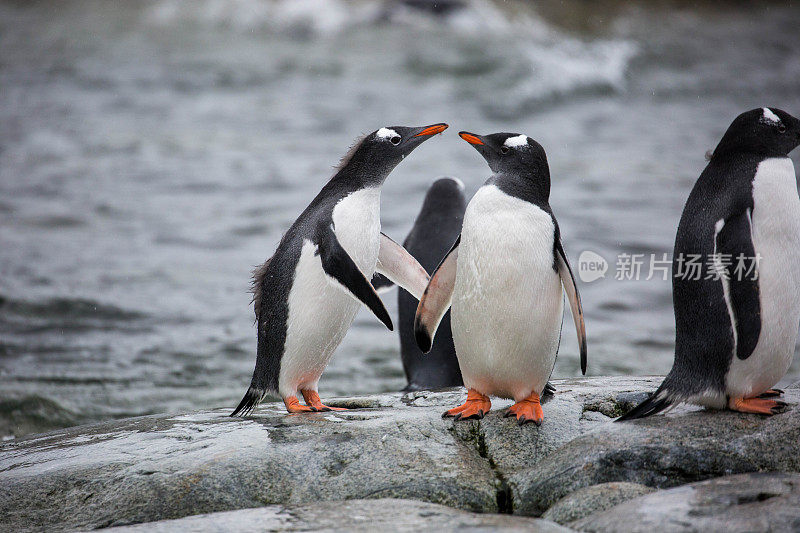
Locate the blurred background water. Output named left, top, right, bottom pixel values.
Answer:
left=1, top=0, right=799, bottom=439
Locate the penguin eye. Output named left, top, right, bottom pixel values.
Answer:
left=390, top=135, right=401, bottom=146
left=500, top=146, right=509, bottom=154
left=778, top=124, right=787, bottom=134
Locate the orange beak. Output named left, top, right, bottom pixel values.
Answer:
left=414, top=123, right=449, bottom=137
left=459, top=132, right=484, bottom=145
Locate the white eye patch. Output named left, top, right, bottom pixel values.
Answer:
left=762, top=108, right=781, bottom=124
left=503, top=135, right=529, bottom=148
left=376, top=127, right=399, bottom=140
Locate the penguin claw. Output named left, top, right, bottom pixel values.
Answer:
left=758, top=389, right=785, bottom=399
left=299, top=390, right=347, bottom=412
left=444, top=389, right=491, bottom=421
left=507, top=392, right=544, bottom=426
left=516, top=416, right=542, bottom=427
left=729, top=396, right=787, bottom=415
left=454, top=410, right=485, bottom=421
left=284, top=396, right=315, bottom=413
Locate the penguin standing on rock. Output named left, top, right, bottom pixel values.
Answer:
left=619, top=108, right=800, bottom=420
left=414, top=131, right=587, bottom=425
left=232, top=123, right=448, bottom=416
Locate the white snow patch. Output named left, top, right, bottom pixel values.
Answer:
left=762, top=108, right=781, bottom=124
left=504, top=135, right=529, bottom=148
left=376, top=128, right=398, bottom=140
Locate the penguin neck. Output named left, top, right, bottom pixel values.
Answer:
left=712, top=134, right=789, bottom=162
left=329, top=155, right=393, bottom=191
left=490, top=172, right=551, bottom=208
left=328, top=167, right=387, bottom=193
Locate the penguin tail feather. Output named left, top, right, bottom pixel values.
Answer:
left=542, top=382, right=556, bottom=401
left=616, top=385, right=673, bottom=421
left=230, top=386, right=266, bottom=417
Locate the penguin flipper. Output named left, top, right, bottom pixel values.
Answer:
left=414, top=236, right=460, bottom=353
left=715, top=209, right=761, bottom=361
left=317, top=224, right=393, bottom=331
left=555, top=240, right=588, bottom=374
left=375, top=232, right=430, bottom=300
left=371, top=272, right=394, bottom=293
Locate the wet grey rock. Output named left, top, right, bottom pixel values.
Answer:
left=572, top=473, right=800, bottom=532
left=542, top=482, right=654, bottom=525
left=0, top=391, right=498, bottom=532
left=102, top=498, right=570, bottom=533
left=510, top=383, right=800, bottom=516
left=2, top=377, right=800, bottom=532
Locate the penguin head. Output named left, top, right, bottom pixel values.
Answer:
left=335, top=124, right=448, bottom=184
left=458, top=131, right=550, bottom=179
left=426, top=177, right=466, bottom=202
left=419, top=177, right=467, bottom=215
left=712, top=108, right=800, bottom=160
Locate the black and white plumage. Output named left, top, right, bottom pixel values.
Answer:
left=232, top=124, right=447, bottom=416
left=619, top=108, right=800, bottom=420
left=414, top=131, right=586, bottom=424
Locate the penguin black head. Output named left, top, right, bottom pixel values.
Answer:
left=458, top=131, right=550, bottom=180
left=426, top=177, right=466, bottom=202
left=711, top=108, right=800, bottom=160
left=419, top=177, right=467, bottom=215
left=334, top=123, right=448, bottom=185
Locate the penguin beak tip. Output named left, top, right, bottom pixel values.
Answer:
left=414, top=123, right=449, bottom=137
left=458, top=132, right=484, bottom=145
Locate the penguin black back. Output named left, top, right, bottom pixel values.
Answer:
left=399, top=178, right=467, bottom=390
left=619, top=108, right=800, bottom=420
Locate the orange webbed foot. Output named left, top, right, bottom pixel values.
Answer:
left=504, top=392, right=544, bottom=426
left=284, top=396, right=315, bottom=413
left=443, top=389, right=491, bottom=420
left=301, top=390, right=347, bottom=412
left=729, top=396, right=787, bottom=415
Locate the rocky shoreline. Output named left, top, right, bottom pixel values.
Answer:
left=1, top=376, right=798, bottom=532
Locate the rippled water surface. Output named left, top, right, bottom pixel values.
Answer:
left=2, top=0, right=800, bottom=437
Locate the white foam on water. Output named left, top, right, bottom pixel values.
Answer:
left=145, top=0, right=372, bottom=35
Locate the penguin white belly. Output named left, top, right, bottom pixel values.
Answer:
left=451, top=185, right=563, bottom=401
left=278, top=188, right=381, bottom=397
left=726, top=158, right=800, bottom=398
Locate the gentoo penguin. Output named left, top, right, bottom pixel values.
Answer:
left=414, top=131, right=587, bottom=424
left=395, top=177, right=467, bottom=390
left=231, top=123, right=448, bottom=416
left=619, top=108, right=800, bottom=420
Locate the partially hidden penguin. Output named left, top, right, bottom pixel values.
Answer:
left=231, top=123, right=448, bottom=416
left=619, top=108, right=800, bottom=420
left=373, top=177, right=557, bottom=397
left=375, top=177, right=467, bottom=391
left=414, top=131, right=587, bottom=425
